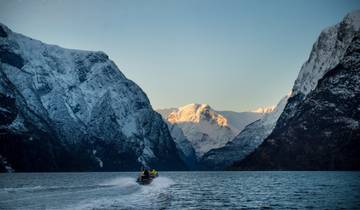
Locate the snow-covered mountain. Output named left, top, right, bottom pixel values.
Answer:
left=217, top=110, right=264, bottom=131
left=0, top=23, right=185, bottom=172
left=157, top=104, right=263, bottom=158
left=200, top=95, right=289, bottom=169
left=203, top=11, right=360, bottom=170
left=251, top=106, right=275, bottom=114
left=293, top=11, right=360, bottom=97
left=233, top=11, right=360, bottom=170
left=280, top=11, right=360, bottom=122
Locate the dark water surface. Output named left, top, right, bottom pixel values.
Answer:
left=0, top=171, right=359, bottom=209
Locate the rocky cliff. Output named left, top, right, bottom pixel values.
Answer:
left=0, top=23, right=185, bottom=172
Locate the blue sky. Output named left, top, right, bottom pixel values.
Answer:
left=0, top=0, right=359, bottom=111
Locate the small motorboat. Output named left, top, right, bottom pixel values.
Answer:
left=136, top=176, right=153, bottom=185
left=136, top=169, right=158, bottom=185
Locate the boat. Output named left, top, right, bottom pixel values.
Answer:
left=136, top=170, right=158, bottom=185
left=136, top=176, right=154, bottom=185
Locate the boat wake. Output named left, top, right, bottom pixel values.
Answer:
left=71, top=176, right=175, bottom=210
left=0, top=175, right=175, bottom=210
left=99, top=177, right=137, bottom=188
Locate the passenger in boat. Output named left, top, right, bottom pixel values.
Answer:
left=143, top=169, right=150, bottom=179
left=150, top=169, right=158, bottom=177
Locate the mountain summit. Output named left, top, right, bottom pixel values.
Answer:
left=158, top=104, right=263, bottom=158
left=158, top=104, right=238, bottom=157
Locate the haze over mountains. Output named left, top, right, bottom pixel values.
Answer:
left=1, top=10, right=359, bottom=172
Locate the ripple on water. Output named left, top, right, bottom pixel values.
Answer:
left=1, top=172, right=359, bottom=209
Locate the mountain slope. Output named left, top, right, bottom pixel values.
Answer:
left=165, top=123, right=198, bottom=169
left=0, top=23, right=185, bottom=172
left=200, top=95, right=289, bottom=169
left=233, top=11, right=360, bottom=170
left=279, top=11, right=360, bottom=125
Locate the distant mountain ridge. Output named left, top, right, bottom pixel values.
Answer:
left=251, top=106, right=275, bottom=114
left=200, top=95, right=289, bottom=169
left=157, top=104, right=265, bottom=159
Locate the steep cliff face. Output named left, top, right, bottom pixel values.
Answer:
left=206, top=11, right=360, bottom=171
left=233, top=30, right=360, bottom=170
left=279, top=11, right=360, bottom=126
left=200, top=95, right=288, bottom=169
left=0, top=23, right=185, bottom=172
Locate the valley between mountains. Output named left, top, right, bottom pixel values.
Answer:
left=1, top=11, right=359, bottom=172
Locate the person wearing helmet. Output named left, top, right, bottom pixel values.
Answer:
left=143, top=168, right=150, bottom=179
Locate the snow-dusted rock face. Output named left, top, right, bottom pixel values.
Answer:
left=280, top=11, right=360, bottom=122
left=158, top=104, right=263, bottom=158
left=0, top=23, right=185, bottom=172
left=294, top=11, right=360, bottom=96
left=234, top=33, right=360, bottom=170
left=198, top=11, right=360, bottom=170
left=200, top=95, right=289, bottom=169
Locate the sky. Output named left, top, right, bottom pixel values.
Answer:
left=0, top=0, right=359, bottom=112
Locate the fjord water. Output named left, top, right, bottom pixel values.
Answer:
left=0, top=172, right=359, bottom=209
